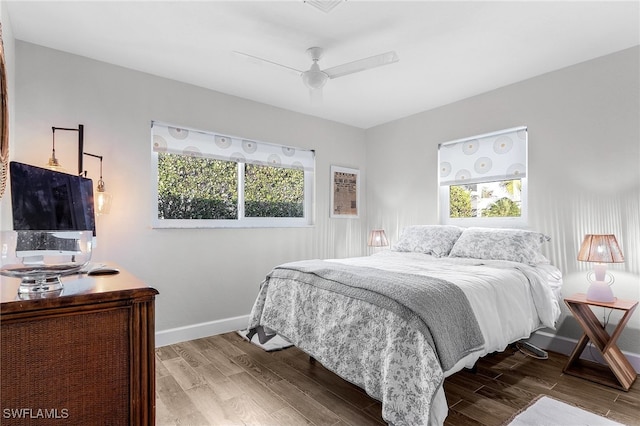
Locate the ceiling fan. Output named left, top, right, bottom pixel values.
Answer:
left=234, top=47, right=399, bottom=100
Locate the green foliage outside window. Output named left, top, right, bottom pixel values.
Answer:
left=245, top=164, right=304, bottom=218
left=449, top=179, right=521, bottom=218
left=158, top=153, right=238, bottom=219
left=157, top=153, right=304, bottom=220
left=482, top=197, right=521, bottom=217
left=449, top=185, right=473, bottom=218
left=500, top=179, right=522, bottom=196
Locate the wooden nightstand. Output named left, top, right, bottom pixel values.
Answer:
left=563, top=293, right=638, bottom=391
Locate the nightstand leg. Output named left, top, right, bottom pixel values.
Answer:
left=563, top=300, right=638, bottom=391
left=602, top=340, right=637, bottom=390
left=565, top=333, right=589, bottom=367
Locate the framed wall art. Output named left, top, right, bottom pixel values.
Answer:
left=330, top=165, right=359, bottom=218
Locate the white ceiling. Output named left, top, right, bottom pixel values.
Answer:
left=6, top=1, right=640, bottom=129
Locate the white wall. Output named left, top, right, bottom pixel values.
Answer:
left=9, top=41, right=368, bottom=344
left=365, top=46, right=640, bottom=356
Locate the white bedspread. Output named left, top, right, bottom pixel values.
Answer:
left=334, top=251, right=561, bottom=363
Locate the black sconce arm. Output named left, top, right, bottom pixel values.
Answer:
left=52, top=124, right=84, bottom=175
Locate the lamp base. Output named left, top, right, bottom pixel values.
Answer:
left=586, top=280, right=615, bottom=303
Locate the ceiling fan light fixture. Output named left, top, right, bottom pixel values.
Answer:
left=302, top=63, right=328, bottom=90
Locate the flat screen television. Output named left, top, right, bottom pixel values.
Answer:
left=9, top=161, right=96, bottom=238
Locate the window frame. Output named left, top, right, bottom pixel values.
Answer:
left=151, top=124, right=315, bottom=229
left=438, top=126, right=528, bottom=228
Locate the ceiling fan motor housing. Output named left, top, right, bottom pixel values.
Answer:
left=302, top=62, right=328, bottom=89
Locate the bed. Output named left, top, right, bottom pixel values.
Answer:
left=248, top=226, right=562, bottom=425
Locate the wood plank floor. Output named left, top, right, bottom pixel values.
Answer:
left=155, top=332, right=640, bottom=425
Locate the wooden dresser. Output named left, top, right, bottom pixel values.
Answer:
left=1, top=268, right=158, bottom=425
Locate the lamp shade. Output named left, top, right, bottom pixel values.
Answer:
left=95, top=190, right=112, bottom=215
left=368, top=229, right=389, bottom=247
left=577, top=234, right=624, bottom=263
left=45, top=156, right=68, bottom=173
left=94, top=178, right=112, bottom=215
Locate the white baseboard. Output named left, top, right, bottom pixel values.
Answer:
left=155, top=315, right=250, bottom=348
left=528, top=330, right=640, bottom=373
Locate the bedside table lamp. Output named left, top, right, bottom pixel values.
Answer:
left=368, top=229, right=389, bottom=248
left=578, top=234, right=624, bottom=302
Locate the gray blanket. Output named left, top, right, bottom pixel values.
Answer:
left=269, top=259, right=484, bottom=371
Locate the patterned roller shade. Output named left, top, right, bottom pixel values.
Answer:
left=151, top=121, right=315, bottom=171
left=439, top=126, right=527, bottom=186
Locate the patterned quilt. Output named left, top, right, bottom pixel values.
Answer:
left=266, top=259, right=484, bottom=370
left=248, top=260, right=483, bottom=425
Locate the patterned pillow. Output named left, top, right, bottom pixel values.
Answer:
left=448, top=227, right=550, bottom=265
left=392, top=225, right=463, bottom=257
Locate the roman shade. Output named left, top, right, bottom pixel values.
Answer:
left=439, top=126, right=527, bottom=186
left=152, top=121, right=315, bottom=171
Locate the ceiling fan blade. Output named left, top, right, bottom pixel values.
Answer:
left=233, top=51, right=302, bottom=76
left=324, top=51, right=399, bottom=79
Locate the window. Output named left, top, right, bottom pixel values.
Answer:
left=157, top=154, right=238, bottom=220
left=244, top=163, right=305, bottom=218
left=439, top=127, right=527, bottom=226
left=151, top=122, right=314, bottom=228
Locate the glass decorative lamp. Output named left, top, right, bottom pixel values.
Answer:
left=368, top=229, right=389, bottom=248
left=577, top=234, right=624, bottom=303
left=1, top=230, right=93, bottom=297
left=84, top=152, right=112, bottom=215
left=95, top=178, right=112, bottom=215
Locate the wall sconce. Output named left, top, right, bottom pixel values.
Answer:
left=46, top=125, right=83, bottom=174
left=83, top=152, right=112, bottom=215
left=368, top=229, right=389, bottom=248
left=45, top=124, right=112, bottom=215
left=578, top=234, right=625, bottom=302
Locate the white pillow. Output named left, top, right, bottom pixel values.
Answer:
left=392, top=225, right=463, bottom=257
left=448, top=227, right=550, bottom=265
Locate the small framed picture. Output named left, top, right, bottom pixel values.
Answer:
left=330, top=165, right=359, bottom=218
